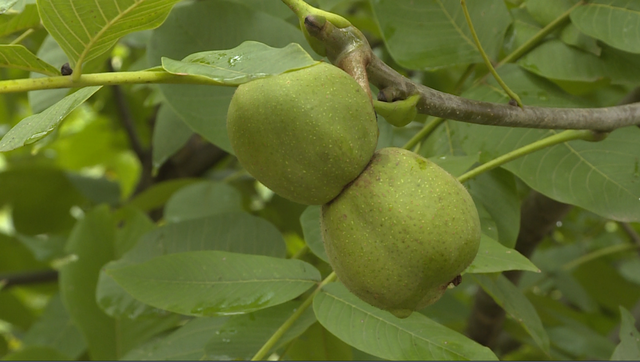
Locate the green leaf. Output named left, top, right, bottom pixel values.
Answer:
left=611, top=306, right=640, bottom=360
left=300, top=205, right=329, bottom=263
left=148, top=0, right=310, bottom=154
left=98, top=212, right=286, bottom=318
left=122, top=316, right=230, bottom=360
left=517, top=39, right=606, bottom=83
left=204, top=301, right=317, bottom=359
left=0, top=0, right=19, bottom=13
left=164, top=181, right=243, bottom=223
left=618, top=258, right=640, bottom=285
left=0, top=45, right=57, bottom=75
left=552, top=270, right=598, bottom=313
left=0, top=4, right=40, bottom=38
left=601, top=44, right=640, bottom=86
left=571, top=1, right=640, bottom=54
left=313, top=282, right=498, bottom=360
left=126, top=178, right=200, bottom=212
left=0, top=86, right=101, bottom=152
left=59, top=205, right=118, bottom=360
left=21, top=294, right=85, bottom=359
left=286, top=322, right=354, bottom=361
left=457, top=66, right=640, bottom=222
left=162, top=41, right=318, bottom=85
left=106, top=251, right=321, bottom=317
left=0, top=167, right=86, bottom=235
left=472, top=273, right=550, bottom=352
left=547, top=324, right=615, bottom=359
left=37, top=0, right=182, bottom=70
left=15, top=234, right=66, bottom=262
left=129, top=213, right=287, bottom=262
left=151, top=104, right=193, bottom=169
left=59, top=206, right=179, bottom=359
left=369, top=0, right=511, bottom=69
left=467, top=234, right=540, bottom=274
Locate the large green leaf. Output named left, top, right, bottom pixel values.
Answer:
left=0, top=86, right=101, bottom=152
left=369, top=0, right=511, bottom=70
left=571, top=1, right=640, bottom=54
left=162, top=41, right=318, bottom=85
left=299, top=205, right=329, bottom=263
left=313, top=282, right=498, bottom=360
left=106, top=251, right=321, bottom=317
left=466, top=234, right=539, bottom=274
left=204, top=301, right=317, bottom=359
left=611, top=306, right=640, bottom=360
left=473, top=273, right=550, bottom=353
left=147, top=0, right=311, bottom=154
left=457, top=66, right=640, bottom=222
left=97, top=212, right=286, bottom=318
left=37, top=0, right=181, bottom=70
left=163, top=181, right=243, bottom=223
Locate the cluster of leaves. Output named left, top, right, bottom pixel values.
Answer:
left=0, top=0, right=639, bottom=361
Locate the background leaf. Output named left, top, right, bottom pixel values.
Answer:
left=122, top=316, right=230, bottom=361
left=107, top=251, right=321, bottom=316
left=369, top=0, right=511, bottom=69
left=611, top=306, right=640, bottom=360
left=37, top=0, right=182, bottom=69
left=571, top=1, right=640, bottom=54
left=151, top=104, right=193, bottom=169
left=163, top=181, right=243, bottom=222
left=0, top=86, right=101, bottom=152
left=21, top=294, right=85, bottom=359
left=472, top=273, right=550, bottom=353
left=299, top=205, right=329, bottom=263
left=313, top=282, right=499, bottom=360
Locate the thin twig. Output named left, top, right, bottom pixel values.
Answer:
left=497, top=1, right=585, bottom=66
left=461, top=0, right=522, bottom=107
left=457, top=130, right=601, bottom=183
left=251, top=272, right=337, bottom=361
left=9, top=28, right=35, bottom=45
left=0, top=270, right=58, bottom=289
left=402, top=117, right=444, bottom=151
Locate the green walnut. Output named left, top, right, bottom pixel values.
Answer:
left=321, top=147, right=481, bottom=318
left=227, top=62, right=378, bottom=205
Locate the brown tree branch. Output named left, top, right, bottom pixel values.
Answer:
left=306, top=20, right=640, bottom=132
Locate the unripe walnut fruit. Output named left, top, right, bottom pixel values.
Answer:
left=321, top=148, right=481, bottom=318
left=226, top=63, right=378, bottom=205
